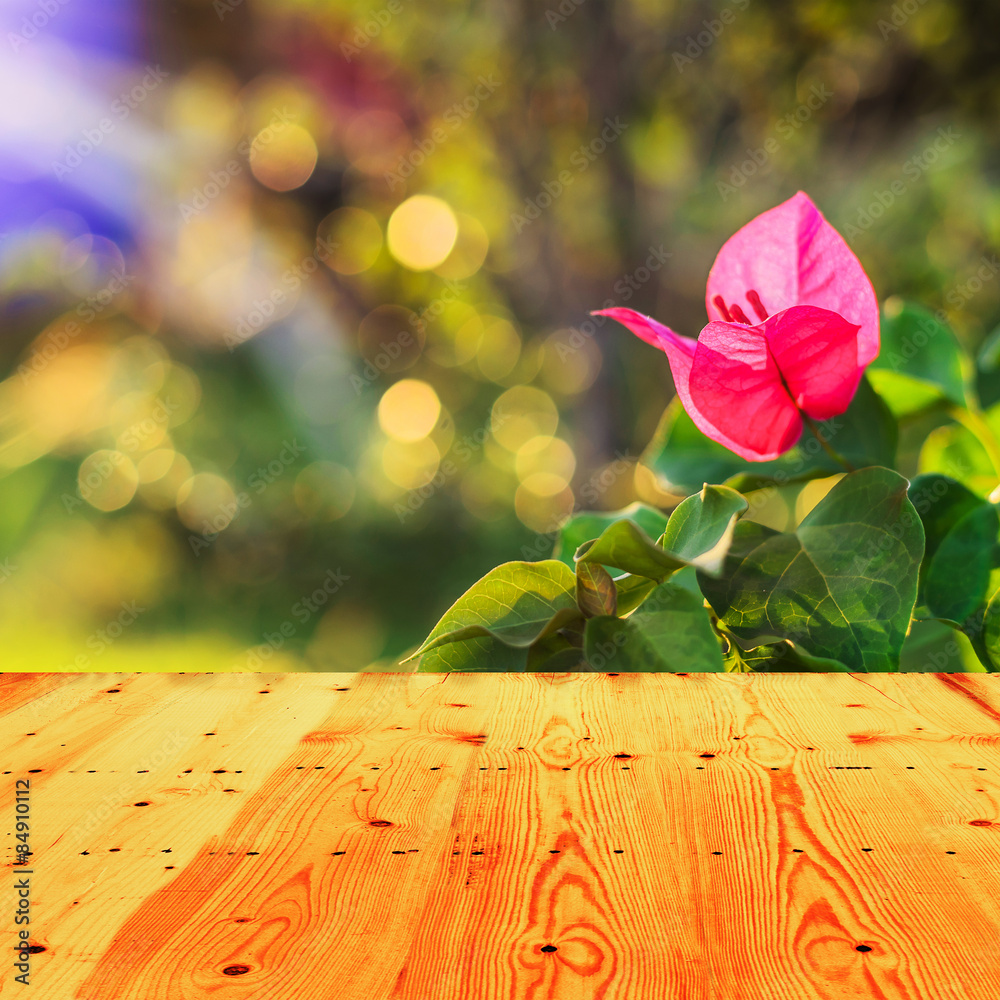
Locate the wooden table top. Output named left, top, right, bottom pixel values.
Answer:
left=4, top=671, right=1000, bottom=999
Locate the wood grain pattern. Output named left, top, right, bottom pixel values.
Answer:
left=4, top=671, right=1000, bottom=999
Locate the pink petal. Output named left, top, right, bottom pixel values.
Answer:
left=596, top=308, right=802, bottom=462
left=705, top=191, right=879, bottom=368
left=689, top=321, right=802, bottom=461
left=764, top=305, right=862, bottom=419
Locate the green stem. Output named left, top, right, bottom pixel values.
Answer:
left=801, top=414, right=855, bottom=473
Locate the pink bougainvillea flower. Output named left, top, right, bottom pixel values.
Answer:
left=594, top=191, right=879, bottom=461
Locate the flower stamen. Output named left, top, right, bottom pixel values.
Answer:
left=729, top=303, right=751, bottom=325
left=746, top=290, right=769, bottom=321
left=712, top=295, right=733, bottom=323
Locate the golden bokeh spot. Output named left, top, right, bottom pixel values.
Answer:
left=136, top=449, right=178, bottom=484
left=433, top=213, right=490, bottom=280
left=111, top=392, right=172, bottom=454
left=78, top=450, right=139, bottom=512
left=175, top=472, right=239, bottom=533
left=450, top=314, right=487, bottom=367
left=459, top=463, right=510, bottom=522
left=515, top=481, right=575, bottom=533
left=250, top=123, right=318, bottom=192
left=491, top=385, right=559, bottom=452
left=378, top=379, right=441, bottom=442
left=138, top=452, right=193, bottom=509
left=318, top=207, right=383, bottom=275
left=111, top=336, right=170, bottom=395
left=386, top=195, right=458, bottom=271
left=476, top=316, right=521, bottom=382
left=159, top=365, right=202, bottom=426
left=634, top=462, right=685, bottom=509
left=516, top=435, right=576, bottom=484
left=381, top=437, right=441, bottom=490
left=294, top=461, right=356, bottom=521
left=518, top=471, right=570, bottom=498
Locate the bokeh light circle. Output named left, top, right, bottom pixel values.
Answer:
left=250, top=123, right=318, bottom=191
left=386, top=195, right=458, bottom=271
left=318, top=208, right=383, bottom=275
left=78, top=450, right=139, bottom=512
left=378, top=379, right=441, bottom=442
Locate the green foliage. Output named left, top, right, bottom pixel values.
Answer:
left=868, top=301, right=965, bottom=416
left=409, top=560, right=581, bottom=669
left=584, top=582, right=724, bottom=672
left=552, top=503, right=668, bottom=568
left=908, top=474, right=1000, bottom=623
left=641, top=377, right=896, bottom=495
left=411, top=299, right=1000, bottom=675
left=698, top=468, right=922, bottom=671
left=576, top=562, right=617, bottom=618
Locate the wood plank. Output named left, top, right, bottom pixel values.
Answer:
left=3, top=672, right=1000, bottom=999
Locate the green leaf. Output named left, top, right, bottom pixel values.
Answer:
left=575, top=485, right=748, bottom=582
left=899, top=619, right=985, bottom=672
left=917, top=406, right=1000, bottom=496
left=723, top=639, right=851, bottom=673
left=583, top=582, right=724, bottom=671
left=982, top=587, right=1000, bottom=671
left=575, top=520, right=686, bottom=580
left=642, top=376, right=896, bottom=496
left=975, top=323, right=1000, bottom=409
left=417, top=635, right=531, bottom=672
left=613, top=573, right=658, bottom=615
left=867, top=300, right=966, bottom=416
left=660, top=483, right=748, bottom=574
left=407, top=560, right=580, bottom=661
left=697, top=467, right=924, bottom=671
left=551, top=503, right=668, bottom=568
left=529, top=646, right=589, bottom=671
left=576, top=562, right=617, bottom=617
left=908, top=474, right=999, bottom=623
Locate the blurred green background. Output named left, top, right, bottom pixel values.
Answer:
left=1, top=0, right=998, bottom=670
